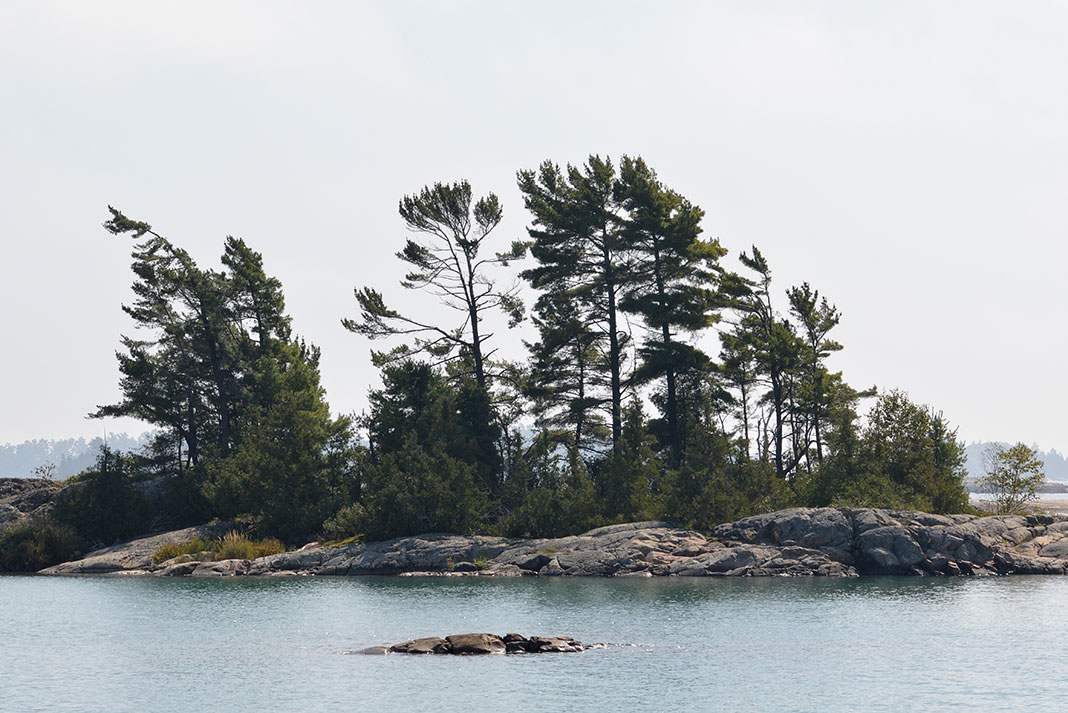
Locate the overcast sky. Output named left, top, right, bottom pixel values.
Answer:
left=2, top=1, right=1066, bottom=454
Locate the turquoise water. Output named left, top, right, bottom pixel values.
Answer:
left=2, top=574, right=1066, bottom=712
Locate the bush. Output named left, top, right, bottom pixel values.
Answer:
left=359, top=442, right=486, bottom=540
left=800, top=391, right=970, bottom=514
left=982, top=443, right=1046, bottom=514
left=497, top=479, right=599, bottom=538
left=0, top=516, right=85, bottom=572
left=321, top=503, right=366, bottom=541
left=52, top=447, right=152, bottom=545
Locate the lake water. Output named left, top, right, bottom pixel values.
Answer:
left=2, top=574, right=1066, bottom=712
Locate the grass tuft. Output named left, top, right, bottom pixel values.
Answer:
left=320, top=534, right=363, bottom=548
left=152, top=531, right=285, bottom=564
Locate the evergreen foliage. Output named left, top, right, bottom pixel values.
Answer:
left=0, top=516, right=84, bottom=572
left=51, top=446, right=152, bottom=546
left=496, top=431, right=599, bottom=538
left=356, top=360, right=495, bottom=539
left=95, top=208, right=359, bottom=542
left=518, top=156, right=632, bottom=450
left=343, top=180, right=526, bottom=389
left=39, top=162, right=982, bottom=562
left=593, top=403, right=660, bottom=524
left=615, top=156, right=726, bottom=466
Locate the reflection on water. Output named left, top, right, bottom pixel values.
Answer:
left=2, top=573, right=1066, bottom=712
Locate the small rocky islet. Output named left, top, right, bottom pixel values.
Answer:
left=349, top=633, right=587, bottom=656
left=36, top=505, right=1068, bottom=578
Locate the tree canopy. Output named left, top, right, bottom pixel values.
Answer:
left=95, top=207, right=359, bottom=540
left=344, top=181, right=526, bottom=391
left=9, top=161, right=981, bottom=563
left=981, top=442, right=1045, bottom=514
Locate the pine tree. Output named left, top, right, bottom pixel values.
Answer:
left=615, top=156, right=726, bottom=466
left=519, top=156, right=630, bottom=449
left=98, top=207, right=358, bottom=540
left=95, top=207, right=238, bottom=465
left=523, top=289, right=610, bottom=460
left=344, top=181, right=526, bottom=390
left=724, top=247, right=805, bottom=479
left=786, top=282, right=842, bottom=465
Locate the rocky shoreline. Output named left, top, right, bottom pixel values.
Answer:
left=38, top=506, right=1068, bottom=578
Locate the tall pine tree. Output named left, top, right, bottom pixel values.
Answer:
left=519, top=156, right=629, bottom=449
left=615, top=156, right=725, bottom=466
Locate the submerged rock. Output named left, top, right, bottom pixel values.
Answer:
left=347, top=646, right=391, bottom=655
left=390, top=637, right=451, bottom=654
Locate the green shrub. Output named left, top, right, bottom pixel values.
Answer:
left=0, top=516, right=85, bottom=572
left=52, top=447, right=152, bottom=545
left=321, top=503, right=366, bottom=541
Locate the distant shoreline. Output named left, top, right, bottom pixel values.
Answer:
left=969, top=497, right=1068, bottom=515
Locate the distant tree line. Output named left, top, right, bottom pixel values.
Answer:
left=2, top=155, right=974, bottom=567
left=0, top=433, right=149, bottom=479
left=965, top=442, right=1068, bottom=482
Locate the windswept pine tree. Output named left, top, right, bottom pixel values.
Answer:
left=343, top=180, right=527, bottom=391
left=94, top=208, right=240, bottom=467
left=96, top=207, right=357, bottom=539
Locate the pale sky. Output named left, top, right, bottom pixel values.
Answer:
left=2, top=1, right=1066, bottom=453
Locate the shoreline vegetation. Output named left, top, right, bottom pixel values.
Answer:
left=0, top=155, right=1057, bottom=574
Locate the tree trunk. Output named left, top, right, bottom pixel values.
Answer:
left=652, top=244, right=681, bottom=466
left=604, top=247, right=622, bottom=449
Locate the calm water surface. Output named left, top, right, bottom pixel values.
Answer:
left=2, top=574, right=1065, bottom=712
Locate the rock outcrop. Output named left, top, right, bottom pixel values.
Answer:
left=1, top=474, right=189, bottom=539
left=247, top=532, right=515, bottom=576
left=39, top=522, right=235, bottom=574
left=357, top=633, right=585, bottom=655
left=0, top=478, right=62, bottom=529
left=38, top=507, right=1068, bottom=578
